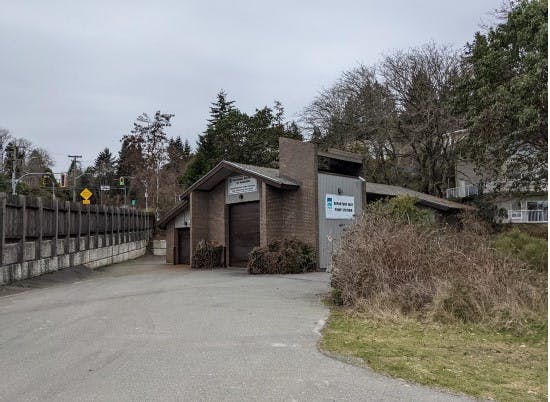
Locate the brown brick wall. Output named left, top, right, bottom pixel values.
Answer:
left=208, top=181, right=226, bottom=246
left=165, top=221, right=175, bottom=264
left=278, top=138, right=319, bottom=253
left=260, top=182, right=284, bottom=246
left=190, top=190, right=209, bottom=253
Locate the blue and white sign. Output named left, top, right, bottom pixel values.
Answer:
left=325, top=194, right=355, bottom=220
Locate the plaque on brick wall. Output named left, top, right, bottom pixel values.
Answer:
left=228, top=176, right=258, bottom=195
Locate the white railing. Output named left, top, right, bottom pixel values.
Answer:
left=445, top=184, right=479, bottom=199
left=508, top=210, right=548, bottom=223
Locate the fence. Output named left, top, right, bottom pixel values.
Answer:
left=445, top=184, right=479, bottom=199
left=508, top=209, right=548, bottom=223
left=0, top=193, right=154, bottom=268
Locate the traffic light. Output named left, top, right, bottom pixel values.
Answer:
left=119, top=176, right=125, bottom=186
left=60, top=173, right=68, bottom=188
left=41, top=175, right=48, bottom=186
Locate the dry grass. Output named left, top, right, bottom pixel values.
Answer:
left=325, top=198, right=547, bottom=400
left=330, top=204, right=547, bottom=331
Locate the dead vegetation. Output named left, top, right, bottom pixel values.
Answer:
left=248, top=239, right=317, bottom=274
left=191, top=240, right=223, bottom=269
left=330, top=197, right=547, bottom=331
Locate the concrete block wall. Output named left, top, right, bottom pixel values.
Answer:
left=152, top=239, right=167, bottom=256
left=0, top=232, right=149, bottom=285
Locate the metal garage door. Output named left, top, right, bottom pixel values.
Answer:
left=229, top=202, right=260, bottom=266
left=177, top=228, right=190, bottom=264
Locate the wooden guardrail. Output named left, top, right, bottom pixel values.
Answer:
left=0, top=193, right=154, bottom=266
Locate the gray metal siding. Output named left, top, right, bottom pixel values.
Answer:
left=317, top=173, right=363, bottom=269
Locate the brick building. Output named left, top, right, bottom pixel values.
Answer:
left=157, top=138, right=365, bottom=269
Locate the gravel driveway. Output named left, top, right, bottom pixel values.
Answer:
left=0, top=256, right=470, bottom=401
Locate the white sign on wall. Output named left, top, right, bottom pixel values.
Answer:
left=325, top=194, right=355, bottom=220
left=228, top=176, right=258, bottom=195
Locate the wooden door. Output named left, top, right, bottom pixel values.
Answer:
left=229, top=202, right=260, bottom=266
left=177, top=228, right=190, bottom=264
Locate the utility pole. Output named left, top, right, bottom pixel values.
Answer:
left=68, top=155, right=82, bottom=202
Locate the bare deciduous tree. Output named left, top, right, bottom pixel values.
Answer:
left=302, top=43, right=464, bottom=196
left=382, top=43, right=464, bottom=195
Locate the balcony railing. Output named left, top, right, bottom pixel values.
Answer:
left=508, top=210, right=548, bottom=223
left=445, top=184, right=479, bottom=199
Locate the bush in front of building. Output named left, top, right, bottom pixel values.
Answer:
left=248, top=239, right=317, bottom=274
left=191, top=240, right=223, bottom=269
left=330, top=197, right=547, bottom=331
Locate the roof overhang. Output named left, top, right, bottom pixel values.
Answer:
left=157, top=198, right=189, bottom=229
left=179, top=160, right=299, bottom=201
left=364, top=182, right=475, bottom=212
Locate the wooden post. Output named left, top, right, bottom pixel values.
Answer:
left=86, top=204, right=91, bottom=248
left=18, top=195, right=26, bottom=263
left=95, top=205, right=100, bottom=247
left=124, top=208, right=129, bottom=243
left=117, top=207, right=121, bottom=245
left=76, top=202, right=82, bottom=251
left=131, top=208, right=135, bottom=242
left=36, top=197, right=43, bottom=259
left=139, top=211, right=143, bottom=240
left=120, top=208, right=125, bottom=244
left=111, top=206, right=115, bottom=246
left=0, top=193, right=6, bottom=265
left=51, top=198, right=58, bottom=257
left=64, top=201, right=71, bottom=254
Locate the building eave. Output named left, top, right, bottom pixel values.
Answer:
left=157, top=199, right=189, bottom=229
left=178, top=160, right=300, bottom=201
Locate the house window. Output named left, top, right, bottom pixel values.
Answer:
left=511, top=200, right=521, bottom=210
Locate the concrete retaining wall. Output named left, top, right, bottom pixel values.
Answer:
left=152, top=239, right=166, bottom=256
left=1, top=232, right=149, bottom=285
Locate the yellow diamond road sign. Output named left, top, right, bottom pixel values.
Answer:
left=80, top=188, right=92, bottom=200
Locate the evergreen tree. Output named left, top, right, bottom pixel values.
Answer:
left=454, top=0, right=547, bottom=190
left=179, top=91, right=302, bottom=189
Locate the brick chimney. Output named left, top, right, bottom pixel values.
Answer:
left=278, top=137, right=319, bottom=259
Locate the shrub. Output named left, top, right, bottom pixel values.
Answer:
left=493, top=228, right=548, bottom=272
left=372, top=195, right=433, bottom=225
left=330, top=196, right=547, bottom=330
left=191, top=240, right=223, bottom=269
left=248, top=239, right=317, bottom=274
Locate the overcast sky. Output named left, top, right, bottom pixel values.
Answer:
left=0, top=0, right=500, bottom=172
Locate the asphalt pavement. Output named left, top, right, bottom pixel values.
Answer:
left=0, top=255, right=471, bottom=401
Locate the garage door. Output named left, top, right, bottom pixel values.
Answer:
left=229, top=202, right=260, bottom=266
left=177, top=228, right=190, bottom=264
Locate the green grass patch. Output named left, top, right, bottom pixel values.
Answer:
left=320, top=310, right=548, bottom=401
left=493, top=228, right=548, bottom=272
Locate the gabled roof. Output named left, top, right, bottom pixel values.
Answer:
left=179, top=160, right=299, bottom=201
left=158, top=161, right=300, bottom=228
left=365, top=182, right=474, bottom=211
left=226, top=162, right=300, bottom=187
left=157, top=199, right=189, bottom=229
